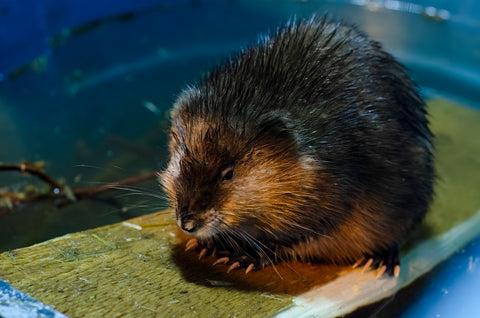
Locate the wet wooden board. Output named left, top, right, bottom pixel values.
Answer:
left=1, top=98, right=479, bottom=317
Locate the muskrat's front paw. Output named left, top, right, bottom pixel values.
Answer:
left=185, top=238, right=199, bottom=252
left=212, top=255, right=269, bottom=274
left=184, top=237, right=271, bottom=273
left=353, top=244, right=400, bottom=278
left=184, top=238, right=215, bottom=260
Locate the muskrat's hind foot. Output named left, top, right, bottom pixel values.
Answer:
left=354, top=244, right=400, bottom=278
left=213, top=254, right=271, bottom=274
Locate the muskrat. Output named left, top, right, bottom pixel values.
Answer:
left=161, top=17, right=434, bottom=277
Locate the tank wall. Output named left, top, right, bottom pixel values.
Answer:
left=0, top=0, right=180, bottom=76
left=1, top=0, right=479, bottom=103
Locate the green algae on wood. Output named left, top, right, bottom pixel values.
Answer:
left=424, top=99, right=480, bottom=234
left=0, top=212, right=295, bottom=318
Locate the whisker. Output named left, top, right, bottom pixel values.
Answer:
left=113, top=191, right=168, bottom=201
left=215, top=221, right=279, bottom=276
left=283, top=220, right=331, bottom=239
left=108, top=185, right=169, bottom=201
left=72, top=164, right=127, bottom=171
left=239, top=231, right=284, bottom=279
left=98, top=202, right=170, bottom=217
left=220, top=231, right=244, bottom=257
left=73, top=164, right=103, bottom=169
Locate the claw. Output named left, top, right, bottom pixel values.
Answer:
left=198, top=248, right=207, bottom=260
left=352, top=258, right=364, bottom=269
left=377, top=260, right=384, bottom=268
left=185, top=238, right=198, bottom=252
left=362, top=258, right=373, bottom=273
left=376, top=265, right=387, bottom=279
left=245, top=263, right=255, bottom=274
left=213, top=257, right=230, bottom=266
left=394, top=265, right=401, bottom=278
left=227, top=262, right=240, bottom=273
left=355, top=245, right=400, bottom=277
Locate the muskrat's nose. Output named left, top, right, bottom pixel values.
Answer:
left=178, top=206, right=196, bottom=233
left=181, top=220, right=196, bottom=233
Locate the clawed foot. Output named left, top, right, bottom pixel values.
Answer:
left=352, top=244, right=400, bottom=278
left=185, top=238, right=199, bottom=252
left=184, top=238, right=269, bottom=274
left=213, top=256, right=259, bottom=274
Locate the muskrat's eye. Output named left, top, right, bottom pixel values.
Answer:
left=221, top=166, right=234, bottom=182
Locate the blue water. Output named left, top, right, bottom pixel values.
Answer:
left=0, top=0, right=479, bottom=317
left=0, top=280, right=67, bottom=318
left=400, top=237, right=480, bottom=318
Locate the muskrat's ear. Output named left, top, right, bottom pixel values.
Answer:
left=256, top=112, right=294, bottom=143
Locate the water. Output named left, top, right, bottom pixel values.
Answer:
left=0, top=0, right=479, bottom=316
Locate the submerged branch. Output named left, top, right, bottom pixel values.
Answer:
left=73, top=172, right=159, bottom=198
left=0, top=161, right=159, bottom=216
left=0, top=161, right=62, bottom=192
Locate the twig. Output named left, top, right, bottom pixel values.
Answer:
left=0, top=161, right=62, bottom=192
left=73, top=172, right=158, bottom=199
left=0, top=161, right=159, bottom=216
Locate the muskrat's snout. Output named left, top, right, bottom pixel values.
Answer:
left=175, top=196, right=217, bottom=237
left=177, top=206, right=201, bottom=233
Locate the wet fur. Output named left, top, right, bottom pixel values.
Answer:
left=161, top=17, right=434, bottom=268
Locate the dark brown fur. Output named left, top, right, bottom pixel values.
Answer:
left=161, top=17, right=434, bottom=273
